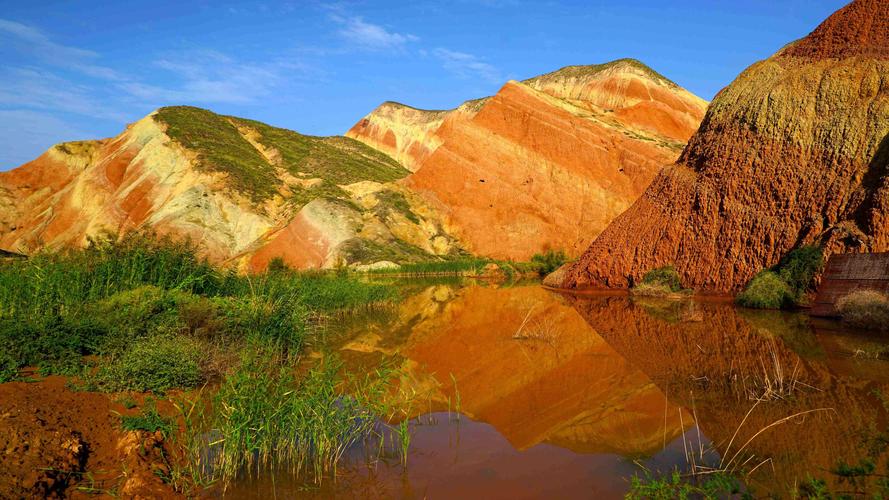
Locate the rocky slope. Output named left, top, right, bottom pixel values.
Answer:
left=563, top=0, right=889, bottom=291
left=0, top=106, right=464, bottom=270
left=349, top=60, right=708, bottom=260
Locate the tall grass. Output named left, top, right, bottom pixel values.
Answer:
left=836, top=290, right=889, bottom=331
left=0, top=233, right=410, bottom=493
left=176, top=352, right=405, bottom=487
left=0, top=233, right=397, bottom=382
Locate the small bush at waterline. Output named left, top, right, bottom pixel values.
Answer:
left=774, top=245, right=823, bottom=298
left=120, top=400, right=174, bottom=437
left=836, top=290, right=889, bottom=331
left=736, top=271, right=794, bottom=309
left=632, top=265, right=688, bottom=297
left=736, top=245, right=824, bottom=310
left=99, top=335, right=204, bottom=393
left=530, top=250, right=568, bottom=277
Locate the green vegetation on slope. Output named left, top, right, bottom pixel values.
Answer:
left=374, top=189, right=420, bottom=224
left=154, top=106, right=409, bottom=203
left=155, top=106, right=277, bottom=201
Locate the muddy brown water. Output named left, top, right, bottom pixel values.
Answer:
left=223, top=280, right=889, bottom=499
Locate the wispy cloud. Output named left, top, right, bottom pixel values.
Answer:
left=432, top=48, right=503, bottom=84
left=333, top=15, right=418, bottom=51
left=0, top=18, right=123, bottom=81
left=120, top=50, right=303, bottom=105
left=0, top=67, right=129, bottom=121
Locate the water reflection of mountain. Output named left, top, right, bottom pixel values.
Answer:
left=334, top=283, right=691, bottom=457
left=564, top=293, right=889, bottom=494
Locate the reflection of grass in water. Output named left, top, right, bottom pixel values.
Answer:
left=737, top=308, right=825, bottom=360
left=633, top=297, right=699, bottom=325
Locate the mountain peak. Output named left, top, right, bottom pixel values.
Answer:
left=781, top=0, right=889, bottom=59
left=523, top=58, right=679, bottom=88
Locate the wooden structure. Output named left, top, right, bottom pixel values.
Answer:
left=811, top=252, right=889, bottom=317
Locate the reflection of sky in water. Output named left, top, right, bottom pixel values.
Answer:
left=228, top=280, right=889, bottom=498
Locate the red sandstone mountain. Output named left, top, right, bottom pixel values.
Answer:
left=562, top=0, right=889, bottom=291
left=348, top=60, right=708, bottom=260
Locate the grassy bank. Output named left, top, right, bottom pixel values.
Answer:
left=0, top=234, right=407, bottom=492
left=365, top=250, right=568, bottom=279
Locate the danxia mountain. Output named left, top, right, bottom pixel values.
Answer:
left=0, top=60, right=706, bottom=269
left=562, top=0, right=889, bottom=291
left=349, top=59, right=708, bottom=260
left=0, top=106, right=464, bottom=271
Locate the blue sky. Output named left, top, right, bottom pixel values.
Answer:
left=0, top=0, right=847, bottom=169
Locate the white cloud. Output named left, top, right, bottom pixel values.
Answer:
left=0, top=18, right=123, bottom=81
left=334, top=16, right=418, bottom=51
left=433, top=48, right=502, bottom=84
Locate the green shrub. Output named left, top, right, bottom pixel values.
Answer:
left=737, top=245, right=824, bottom=310
left=266, top=256, right=290, bottom=273
left=120, top=400, right=174, bottom=437
left=736, top=271, right=794, bottom=309
left=530, top=250, right=568, bottom=276
left=99, top=335, right=204, bottom=393
left=640, top=266, right=683, bottom=292
left=775, top=245, right=823, bottom=298
left=88, top=285, right=194, bottom=356
left=836, top=290, right=889, bottom=331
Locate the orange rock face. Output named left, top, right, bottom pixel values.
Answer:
left=368, top=60, right=706, bottom=260
left=346, top=99, right=485, bottom=172
left=564, top=0, right=889, bottom=291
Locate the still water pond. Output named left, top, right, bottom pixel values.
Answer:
left=226, top=280, right=889, bottom=498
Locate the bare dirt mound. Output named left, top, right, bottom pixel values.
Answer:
left=0, top=376, right=178, bottom=498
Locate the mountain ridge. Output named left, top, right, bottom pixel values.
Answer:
left=349, top=59, right=708, bottom=260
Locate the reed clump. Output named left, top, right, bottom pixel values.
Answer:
left=836, top=290, right=889, bottom=331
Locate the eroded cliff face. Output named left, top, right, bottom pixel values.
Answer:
left=0, top=107, right=464, bottom=270
left=564, top=0, right=889, bottom=291
left=372, top=60, right=707, bottom=260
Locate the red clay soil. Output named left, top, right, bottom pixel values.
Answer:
left=0, top=376, right=180, bottom=498
left=781, top=0, right=889, bottom=59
